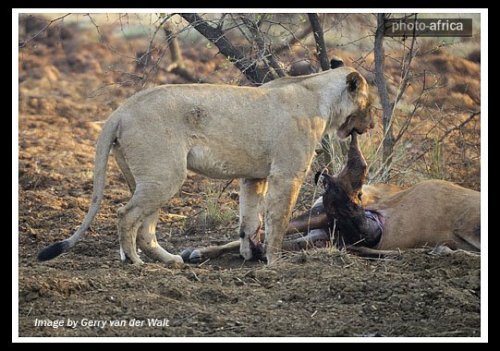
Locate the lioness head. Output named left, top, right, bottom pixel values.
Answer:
left=336, top=71, right=374, bottom=139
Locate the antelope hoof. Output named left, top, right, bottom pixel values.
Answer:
left=188, top=250, right=202, bottom=263
left=180, top=248, right=194, bottom=263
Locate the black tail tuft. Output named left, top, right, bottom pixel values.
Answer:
left=37, top=241, right=70, bottom=261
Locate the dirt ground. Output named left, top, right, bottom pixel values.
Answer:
left=17, top=15, right=481, bottom=338
left=19, top=248, right=480, bottom=337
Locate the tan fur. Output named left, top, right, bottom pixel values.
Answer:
left=40, top=66, right=372, bottom=265
left=359, top=183, right=403, bottom=206
left=369, top=180, right=480, bottom=251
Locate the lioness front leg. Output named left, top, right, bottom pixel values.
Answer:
left=239, top=178, right=267, bottom=260
left=264, top=174, right=305, bottom=265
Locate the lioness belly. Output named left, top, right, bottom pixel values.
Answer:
left=187, top=145, right=270, bottom=179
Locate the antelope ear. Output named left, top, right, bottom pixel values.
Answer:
left=346, top=71, right=363, bottom=93
left=330, top=57, right=344, bottom=69
left=315, top=172, right=334, bottom=191
left=314, top=169, right=329, bottom=186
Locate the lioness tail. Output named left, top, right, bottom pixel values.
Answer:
left=37, top=116, right=119, bottom=261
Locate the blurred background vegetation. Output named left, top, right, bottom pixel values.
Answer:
left=19, top=13, right=480, bottom=192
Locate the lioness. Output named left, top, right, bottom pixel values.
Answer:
left=37, top=66, right=373, bottom=265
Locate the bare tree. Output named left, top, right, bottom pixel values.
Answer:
left=373, top=13, right=417, bottom=181
left=180, top=13, right=274, bottom=85
left=374, top=14, right=394, bottom=182
left=272, top=23, right=312, bottom=54
left=308, top=13, right=333, bottom=170
left=308, top=13, right=330, bottom=71
left=163, top=22, right=205, bottom=83
left=239, top=14, right=286, bottom=79
left=307, top=13, right=349, bottom=172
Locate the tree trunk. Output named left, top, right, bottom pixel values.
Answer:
left=308, top=13, right=338, bottom=171
left=374, top=13, right=394, bottom=182
left=308, top=14, right=330, bottom=71
left=164, top=22, right=183, bottom=63
left=163, top=22, right=205, bottom=83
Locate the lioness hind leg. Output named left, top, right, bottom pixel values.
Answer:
left=117, top=183, right=160, bottom=265
left=113, top=144, right=136, bottom=193
left=112, top=145, right=137, bottom=260
left=117, top=203, right=145, bottom=265
left=114, top=134, right=188, bottom=265
left=118, top=178, right=185, bottom=265
left=264, top=174, right=305, bottom=265
left=137, top=210, right=183, bottom=266
left=239, top=178, right=267, bottom=260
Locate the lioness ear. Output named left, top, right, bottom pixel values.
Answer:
left=346, top=71, right=363, bottom=93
